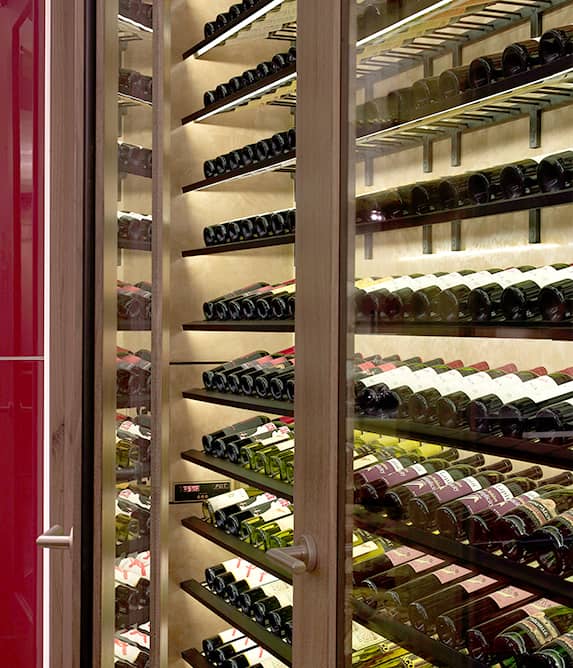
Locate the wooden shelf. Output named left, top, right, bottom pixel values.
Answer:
left=118, top=91, right=152, bottom=109
left=356, top=189, right=573, bottom=236
left=116, top=535, right=150, bottom=558
left=355, top=317, right=573, bottom=341
left=354, top=508, right=573, bottom=608
left=116, top=393, right=151, bottom=410
left=182, top=516, right=293, bottom=583
left=181, top=449, right=293, bottom=501
left=182, top=388, right=294, bottom=417
left=181, top=648, right=210, bottom=668
left=182, top=65, right=296, bottom=124
left=182, top=0, right=296, bottom=60
left=352, top=598, right=487, bottom=668
left=118, top=238, right=152, bottom=252
left=354, top=417, right=573, bottom=470
left=180, top=579, right=292, bottom=665
left=118, top=318, right=151, bottom=332
left=182, top=234, right=294, bottom=257
left=182, top=151, right=296, bottom=193
left=183, top=320, right=295, bottom=332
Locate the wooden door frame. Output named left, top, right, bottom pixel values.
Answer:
left=48, top=1, right=90, bottom=667
left=295, top=0, right=355, bottom=665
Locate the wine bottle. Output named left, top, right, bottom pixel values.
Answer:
left=202, top=628, right=244, bottom=658
left=493, top=605, right=573, bottom=661
left=438, top=175, right=471, bottom=209
left=384, top=563, right=474, bottom=619
left=267, top=526, right=294, bottom=549
left=269, top=369, right=295, bottom=400
left=500, top=158, right=539, bottom=199
left=202, top=415, right=269, bottom=454
left=468, top=165, right=504, bottom=203
left=358, top=452, right=460, bottom=506
left=353, top=451, right=435, bottom=491
left=437, top=586, right=536, bottom=649
left=494, top=488, right=573, bottom=561
left=410, top=270, right=476, bottom=320
left=435, top=468, right=543, bottom=539
left=239, top=503, right=292, bottom=543
left=213, top=563, right=276, bottom=599
left=379, top=273, right=450, bottom=320
left=468, top=265, right=536, bottom=321
left=205, top=557, right=249, bottom=588
left=469, top=52, right=503, bottom=87
left=202, top=488, right=252, bottom=522
left=408, top=460, right=513, bottom=529
left=114, top=639, right=149, bottom=668
left=438, top=65, right=471, bottom=97
left=253, top=438, right=295, bottom=475
left=540, top=25, right=573, bottom=63
left=202, top=351, right=269, bottom=389
left=213, top=492, right=277, bottom=529
left=502, top=39, right=540, bottom=76
left=224, top=648, right=288, bottom=668
left=231, top=356, right=292, bottom=395
left=411, top=76, right=442, bottom=108
left=252, top=513, right=294, bottom=549
left=204, top=20, right=217, bottom=38
left=359, top=554, right=447, bottom=610
left=464, top=474, right=573, bottom=549
left=238, top=428, right=293, bottom=469
left=354, top=276, right=397, bottom=317
left=501, top=263, right=571, bottom=320
left=353, top=545, right=426, bottom=586
left=242, top=280, right=296, bottom=319
left=211, top=637, right=258, bottom=664
left=268, top=605, right=292, bottom=636
left=538, top=150, right=573, bottom=192
left=211, top=418, right=291, bottom=459
left=225, top=496, right=289, bottom=536
left=386, top=87, right=415, bottom=122
left=253, top=361, right=295, bottom=398
left=437, top=268, right=503, bottom=320
left=497, top=368, right=573, bottom=438
left=354, top=356, right=424, bottom=401
left=238, top=579, right=291, bottom=616
left=535, top=399, right=573, bottom=444
left=252, top=585, right=293, bottom=624
left=410, top=181, right=441, bottom=214
left=437, top=366, right=543, bottom=429
left=523, top=632, right=573, bottom=667
left=524, top=509, right=573, bottom=576
left=539, top=278, right=573, bottom=321
left=226, top=422, right=293, bottom=464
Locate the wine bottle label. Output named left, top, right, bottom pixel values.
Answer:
left=518, top=498, right=558, bottom=525
left=457, top=483, right=516, bottom=513
left=385, top=546, right=425, bottom=566
left=361, top=459, right=407, bottom=483
left=352, top=621, right=387, bottom=651
left=360, top=366, right=414, bottom=389
left=352, top=540, right=382, bottom=558
left=513, top=614, right=560, bottom=646
left=431, top=272, right=466, bottom=290
left=459, top=574, right=497, bottom=593
left=257, top=505, right=292, bottom=524
left=557, top=509, right=573, bottom=527
left=139, top=621, right=150, bottom=633
left=274, top=515, right=294, bottom=531
left=360, top=277, right=394, bottom=293
left=260, top=580, right=293, bottom=598
left=522, top=599, right=559, bottom=616
left=433, top=476, right=483, bottom=503
left=119, top=629, right=150, bottom=650
left=550, top=633, right=573, bottom=654
left=517, top=266, right=561, bottom=288
left=240, top=648, right=272, bottom=663
left=114, top=639, right=143, bottom=663
left=408, top=274, right=443, bottom=291
left=353, top=454, right=381, bottom=470
left=515, top=376, right=573, bottom=402
left=115, top=566, right=145, bottom=588
left=421, top=369, right=466, bottom=395
left=403, top=367, right=442, bottom=392
left=239, top=571, right=278, bottom=590
left=355, top=277, right=390, bottom=290
left=457, top=373, right=498, bottom=400
left=486, top=267, right=529, bottom=288
left=379, top=463, right=430, bottom=487
left=273, top=439, right=295, bottom=453
left=489, top=586, right=532, bottom=609
left=460, top=271, right=497, bottom=290
left=433, top=564, right=473, bottom=584
left=216, top=628, right=243, bottom=645
left=226, top=637, right=258, bottom=653
left=409, top=555, right=445, bottom=573
left=490, top=490, right=540, bottom=517
left=207, top=488, right=250, bottom=513
left=402, top=469, right=455, bottom=495
left=118, top=488, right=151, bottom=510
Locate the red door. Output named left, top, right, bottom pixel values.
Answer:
left=0, top=1, right=44, bottom=666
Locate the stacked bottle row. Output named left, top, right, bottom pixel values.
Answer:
left=116, top=413, right=151, bottom=483
left=118, top=280, right=152, bottom=328
left=118, top=211, right=153, bottom=244
left=356, top=151, right=573, bottom=226
left=203, top=47, right=296, bottom=108
left=203, top=209, right=295, bottom=248
left=118, top=141, right=153, bottom=179
left=119, top=68, right=153, bottom=103
left=203, top=129, right=296, bottom=179
left=198, top=627, right=288, bottom=668
left=352, top=537, right=573, bottom=665
left=202, top=0, right=270, bottom=39
left=203, top=281, right=295, bottom=321
left=117, top=347, right=152, bottom=405
left=354, top=351, right=573, bottom=441
left=119, top=0, right=153, bottom=29
left=115, top=622, right=150, bottom=668
left=357, top=24, right=573, bottom=128
left=115, top=550, right=151, bottom=627
left=116, top=485, right=151, bottom=552
left=203, top=487, right=294, bottom=550
left=355, top=263, right=573, bottom=323
left=202, top=348, right=295, bottom=402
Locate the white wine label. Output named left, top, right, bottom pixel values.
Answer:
left=119, top=629, right=150, bottom=650
left=433, top=564, right=473, bottom=584
left=115, top=566, right=145, bottom=588
left=260, top=580, right=293, bottom=598
left=275, top=514, right=295, bottom=531
left=462, top=271, right=497, bottom=290
left=353, top=454, right=380, bottom=470
left=409, top=274, right=442, bottom=290
left=355, top=277, right=391, bottom=290
left=227, top=637, right=258, bottom=653
left=433, top=272, right=466, bottom=290
left=360, top=366, right=414, bottom=388
left=207, top=488, right=249, bottom=513
left=352, top=540, right=381, bottom=558
left=114, top=639, right=143, bottom=663
left=273, top=439, right=295, bottom=453
left=492, top=267, right=530, bottom=288
left=241, top=571, right=278, bottom=589
left=521, top=498, right=558, bottom=524
left=518, top=377, right=573, bottom=402
left=258, top=505, right=292, bottom=523
left=490, top=586, right=532, bottom=609
left=459, top=373, right=497, bottom=399
left=517, top=266, right=560, bottom=288
left=459, top=574, right=497, bottom=593
left=352, top=620, right=387, bottom=651
left=361, top=277, right=394, bottom=293
left=217, top=628, right=243, bottom=645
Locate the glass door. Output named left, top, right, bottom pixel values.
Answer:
left=346, top=0, right=573, bottom=666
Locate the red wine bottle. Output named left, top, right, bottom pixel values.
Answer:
left=435, top=467, right=543, bottom=539
left=202, top=628, right=244, bottom=659
left=524, top=509, right=573, bottom=576
left=500, top=158, right=540, bottom=199
left=502, top=39, right=540, bottom=76
left=467, top=166, right=504, bottom=203
left=538, top=150, right=573, bottom=193
left=469, top=52, right=503, bottom=87
left=438, top=268, right=503, bottom=321
left=535, top=399, right=573, bottom=444
left=203, top=283, right=269, bottom=320
left=354, top=356, right=423, bottom=400
left=254, top=362, right=295, bottom=398
left=410, top=181, right=441, bottom=214
left=409, top=573, right=502, bottom=633
left=379, top=273, right=448, bottom=320
left=202, top=351, right=268, bottom=390
left=540, top=25, right=573, bottom=63
left=436, top=585, right=536, bottom=648
left=408, top=460, right=513, bottom=529
left=352, top=545, right=427, bottom=586
left=202, top=415, right=270, bottom=454
left=523, top=632, right=573, bottom=667
left=438, top=66, right=471, bottom=98
left=227, top=423, right=294, bottom=464
left=410, top=270, right=476, bottom=320
left=209, top=417, right=291, bottom=458
left=468, top=266, right=536, bottom=321
left=411, top=76, right=441, bottom=109
left=501, top=264, right=571, bottom=320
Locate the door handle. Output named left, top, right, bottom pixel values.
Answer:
left=36, top=525, right=74, bottom=550
left=266, top=535, right=317, bottom=574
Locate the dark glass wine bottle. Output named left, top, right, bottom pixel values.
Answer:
left=438, top=175, right=470, bottom=209
left=469, top=52, right=503, bottom=87
left=523, top=632, right=573, bottom=667
left=380, top=274, right=450, bottom=321
left=386, top=87, right=415, bottom=122
left=411, top=76, right=441, bottom=109
left=408, top=460, right=513, bottom=529
left=410, top=270, right=476, bottom=320
left=538, top=151, right=573, bottom=192
left=539, top=278, right=573, bottom=321
left=409, top=573, right=502, bottom=633
left=468, top=266, right=536, bottom=321
left=438, top=268, right=503, bottom=321
left=202, top=629, right=244, bottom=658
left=411, top=181, right=441, bottom=214
left=202, top=415, right=269, bottom=454
left=202, top=351, right=268, bottom=390
left=352, top=545, right=426, bottom=586
left=203, top=283, right=269, bottom=321
left=502, top=39, right=540, bottom=76
left=438, top=65, right=471, bottom=98
left=467, top=166, right=504, bottom=203
left=501, top=264, right=570, bottom=320
left=500, top=158, right=539, bottom=199
left=525, top=509, right=573, bottom=576
left=539, top=24, right=573, bottom=63
left=211, top=637, right=258, bottom=664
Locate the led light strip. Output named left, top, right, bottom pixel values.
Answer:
left=193, top=72, right=296, bottom=123
left=117, top=13, right=153, bottom=34
left=194, top=0, right=285, bottom=58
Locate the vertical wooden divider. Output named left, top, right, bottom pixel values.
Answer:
left=295, top=1, right=355, bottom=665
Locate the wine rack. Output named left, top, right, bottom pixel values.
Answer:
left=182, top=233, right=295, bottom=257
left=182, top=388, right=295, bottom=417
left=182, top=320, right=295, bottom=332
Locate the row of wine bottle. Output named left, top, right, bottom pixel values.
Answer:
left=357, top=151, right=573, bottom=225
left=202, top=0, right=265, bottom=39
left=115, top=550, right=150, bottom=626
left=202, top=348, right=295, bottom=401
left=115, top=632, right=150, bottom=668
left=116, top=486, right=151, bottom=545
left=118, top=211, right=152, bottom=243
left=117, top=348, right=151, bottom=401
left=119, top=68, right=152, bottom=103
left=203, top=129, right=295, bottom=179
left=199, top=629, right=288, bottom=668
left=118, top=280, right=152, bottom=323
left=118, top=142, right=152, bottom=179
left=203, top=47, right=296, bottom=108
left=353, top=352, right=573, bottom=440
left=119, top=0, right=153, bottom=29
left=116, top=413, right=151, bottom=482
left=204, top=280, right=295, bottom=321
left=203, top=208, right=295, bottom=247
left=356, top=263, right=573, bottom=322
left=357, top=25, right=573, bottom=126
left=352, top=535, right=573, bottom=665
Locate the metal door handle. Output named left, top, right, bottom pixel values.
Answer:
left=36, top=525, right=73, bottom=550
left=266, top=535, right=317, bottom=574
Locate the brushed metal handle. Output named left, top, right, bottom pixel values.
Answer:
left=36, top=525, right=73, bottom=550
left=266, top=535, right=317, bottom=574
